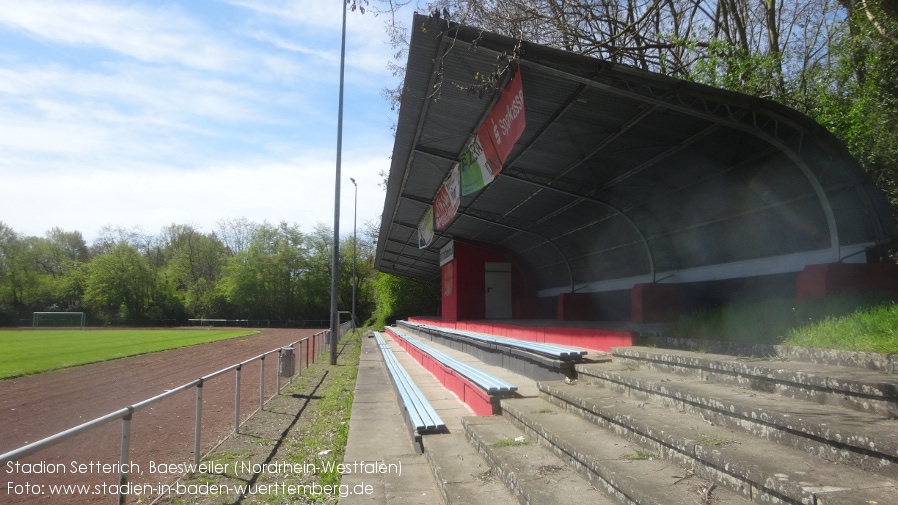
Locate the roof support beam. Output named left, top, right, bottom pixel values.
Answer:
left=517, top=58, right=842, bottom=262
left=414, top=145, right=459, bottom=162
left=500, top=172, right=655, bottom=282
left=375, top=29, right=452, bottom=274
left=454, top=210, right=576, bottom=293
left=450, top=35, right=840, bottom=262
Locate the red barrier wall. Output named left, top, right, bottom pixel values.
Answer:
left=407, top=317, right=632, bottom=352
left=557, top=293, right=592, bottom=320
left=797, top=263, right=898, bottom=299
left=385, top=327, right=497, bottom=416
left=631, top=283, right=682, bottom=323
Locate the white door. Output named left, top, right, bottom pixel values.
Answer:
left=484, top=262, right=513, bottom=319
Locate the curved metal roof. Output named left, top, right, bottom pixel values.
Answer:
left=376, top=14, right=897, bottom=298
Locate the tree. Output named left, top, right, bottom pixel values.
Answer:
left=218, top=221, right=311, bottom=321
left=158, top=224, right=229, bottom=317
left=216, top=217, right=259, bottom=256
left=0, top=223, right=29, bottom=323
left=840, top=0, right=898, bottom=45
left=807, top=4, right=898, bottom=215
left=370, top=273, right=439, bottom=328
left=28, top=228, right=90, bottom=311
left=85, top=242, right=155, bottom=322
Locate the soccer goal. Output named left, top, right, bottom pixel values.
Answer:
left=33, top=312, right=86, bottom=330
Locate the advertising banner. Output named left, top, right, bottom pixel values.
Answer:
left=459, top=135, right=493, bottom=196
left=434, top=164, right=461, bottom=229
left=417, top=205, right=435, bottom=249
left=459, top=71, right=525, bottom=195
left=421, top=72, right=525, bottom=248
left=486, top=71, right=526, bottom=165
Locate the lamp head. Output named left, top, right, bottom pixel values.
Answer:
left=350, top=177, right=356, bottom=185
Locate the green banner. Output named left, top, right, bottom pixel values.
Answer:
left=459, top=136, right=493, bottom=196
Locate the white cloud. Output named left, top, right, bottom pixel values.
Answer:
left=0, top=0, right=239, bottom=71
left=0, top=0, right=401, bottom=243
left=224, top=0, right=397, bottom=77
left=1, top=144, right=388, bottom=243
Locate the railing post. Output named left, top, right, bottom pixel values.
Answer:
left=234, top=367, right=241, bottom=434
left=118, top=409, right=133, bottom=505
left=194, top=380, right=203, bottom=467
left=277, top=349, right=283, bottom=393
left=259, top=356, right=265, bottom=411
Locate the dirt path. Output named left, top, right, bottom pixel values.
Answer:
left=0, top=328, right=324, bottom=504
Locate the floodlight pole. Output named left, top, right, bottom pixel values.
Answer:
left=330, top=0, right=348, bottom=366
left=350, top=177, right=358, bottom=330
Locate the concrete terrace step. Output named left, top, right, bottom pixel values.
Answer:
left=462, top=416, right=614, bottom=505
left=423, top=433, right=519, bottom=505
left=497, top=397, right=750, bottom=505
left=539, top=380, right=898, bottom=504
left=613, top=346, right=898, bottom=417
left=576, top=362, right=898, bottom=477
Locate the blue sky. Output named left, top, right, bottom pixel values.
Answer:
left=0, top=0, right=407, bottom=242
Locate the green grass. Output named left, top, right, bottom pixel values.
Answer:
left=282, top=331, right=360, bottom=499
left=0, top=329, right=257, bottom=379
left=668, top=293, right=898, bottom=353
left=163, top=329, right=363, bottom=504
left=783, top=303, right=898, bottom=353
left=623, top=450, right=658, bottom=460
left=493, top=436, right=530, bottom=448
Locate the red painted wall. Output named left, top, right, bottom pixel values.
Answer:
left=441, top=242, right=526, bottom=321
left=797, top=263, right=898, bottom=299
left=408, top=317, right=634, bottom=353
left=441, top=261, right=458, bottom=321
left=386, top=327, right=499, bottom=415
left=631, top=283, right=683, bottom=323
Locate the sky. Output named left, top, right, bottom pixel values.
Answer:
left=0, top=0, right=409, bottom=244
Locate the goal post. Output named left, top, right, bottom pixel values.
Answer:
left=33, top=312, right=86, bottom=330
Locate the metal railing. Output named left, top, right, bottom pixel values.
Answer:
left=0, top=326, right=352, bottom=504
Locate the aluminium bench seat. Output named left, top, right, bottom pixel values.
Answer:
left=373, top=332, right=445, bottom=451
left=400, top=320, right=588, bottom=361
left=389, top=327, right=518, bottom=394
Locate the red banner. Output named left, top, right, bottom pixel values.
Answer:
left=434, top=165, right=460, bottom=229
left=425, top=72, right=526, bottom=247
left=460, top=71, right=526, bottom=195
left=482, top=71, right=525, bottom=173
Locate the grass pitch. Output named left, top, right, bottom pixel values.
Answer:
left=0, top=329, right=257, bottom=379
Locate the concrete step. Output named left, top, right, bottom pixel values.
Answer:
left=462, top=415, right=613, bottom=505
left=576, top=362, right=898, bottom=477
left=422, top=433, right=519, bottom=505
left=612, top=346, right=898, bottom=417
left=539, top=380, right=898, bottom=504
left=496, top=397, right=751, bottom=505
left=635, top=336, right=898, bottom=374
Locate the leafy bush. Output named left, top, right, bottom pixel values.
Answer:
left=368, top=274, right=439, bottom=329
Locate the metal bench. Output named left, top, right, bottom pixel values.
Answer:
left=401, top=321, right=588, bottom=361
left=373, top=332, right=445, bottom=452
left=389, top=327, right=517, bottom=394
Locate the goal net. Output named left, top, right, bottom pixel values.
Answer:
left=33, top=312, right=86, bottom=330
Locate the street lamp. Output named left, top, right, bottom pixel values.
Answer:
left=329, top=0, right=347, bottom=366
left=350, top=177, right=358, bottom=330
